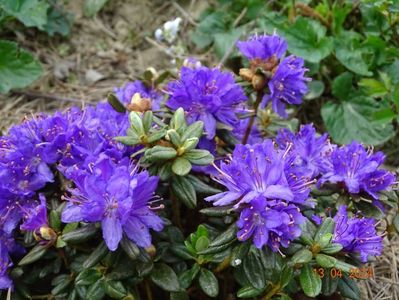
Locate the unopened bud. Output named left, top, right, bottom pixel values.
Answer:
left=252, top=74, right=267, bottom=91
left=239, top=68, right=254, bottom=82
left=34, top=226, right=57, bottom=245
left=145, top=244, right=156, bottom=258
left=127, top=93, right=152, bottom=112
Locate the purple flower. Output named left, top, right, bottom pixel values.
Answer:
left=333, top=205, right=383, bottom=262
left=0, top=240, right=12, bottom=289
left=236, top=34, right=287, bottom=61
left=237, top=197, right=304, bottom=250
left=263, top=56, right=309, bottom=118
left=319, top=142, right=395, bottom=199
left=276, top=124, right=334, bottom=177
left=114, top=81, right=163, bottom=111
left=205, top=140, right=312, bottom=207
left=20, top=194, right=47, bottom=233
left=62, top=156, right=163, bottom=251
left=166, top=67, right=247, bottom=139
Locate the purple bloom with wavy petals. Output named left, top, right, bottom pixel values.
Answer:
left=62, top=156, right=163, bottom=251
left=114, top=80, right=163, bottom=110
left=264, top=56, right=310, bottom=118
left=333, top=205, right=383, bottom=262
left=205, top=140, right=313, bottom=207
left=236, top=34, right=287, bottom=61
left=320, top=142, right=395, bottom=199
left=276, top=124, right=334, bottom=177
left=167, top=67, right=247, bottom=139
left=237, top=197, right=304, bottom=250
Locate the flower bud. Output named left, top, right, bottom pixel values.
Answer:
left=252, top=74, right=267, bottom=90
left=34, top=226, right=57, bottom=245
left=239, top=68, right=254, bottom=82
left=126, top=92, right=152, bottom=112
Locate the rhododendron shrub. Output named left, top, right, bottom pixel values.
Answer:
left=0, top=33, right=397, bottom=300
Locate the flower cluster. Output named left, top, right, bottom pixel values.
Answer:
left=62, top=156, right=162, bottom=251
left=0, top=81, right=163, bottom=288
left=319, top=141, right=395, bottom=200
left=333, top=205, right=383, bottom=262
left=206, top=140, right=314, bottom=251
left=207, top=123, right=394, bottom=253
left=237, top=34, right=310, bottom=118
left=166, top=66, right=247, bottom=139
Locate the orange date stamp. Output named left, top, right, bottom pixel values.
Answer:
left=313, top=266, right=374, bottom=279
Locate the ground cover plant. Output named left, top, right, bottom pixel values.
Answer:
left=1, top=1, right=399, bottom=300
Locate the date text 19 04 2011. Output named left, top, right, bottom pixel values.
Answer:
left=313, top=267, right=374, bottom=279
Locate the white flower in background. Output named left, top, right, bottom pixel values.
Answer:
left=154, top=17, right=182, bottom=44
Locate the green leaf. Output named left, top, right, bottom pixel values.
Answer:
left=102, top=280, right=127, bottom=299
left=209, top=225, right=237, bottom=248
left=314, top=218, right=335, bottom=243
left=107, top=93, right=126, bottom=113
left=291, top=249, right=313, bottom=264
left=213, top=26, right=245, bottom=59
left=359, top=78, right=388, bottom=97
left=0, top=0, right=49, bottom=29
left=61, top=224, right=98, bottom=243
left=171, top=108, right=187, bottom=132
left=150, top=263, right=181, bottom=292
left=187, top=175, right=222, bottom=194
left=167, top=129, right=182, bottom=147
left=332, top=72, right=355, bottom=101
left=322, top=243, right=343, bottom=254
left=299, top=264, right=322, bottom=297
left=172, top=157, right=192, bottom=176
left=181, top=121, right=204, bottom=140
left=322, top=271, right=339, bottom=296
left=171, top=176, right=197, bottom=208
left=114, top=136, right=140, bottom=146
left=321, top=97, right=395, bottom=145
left=84, top=0, right=108, bottom=17
left=230, top=242, right=250, bottom=267
left=300, top=219, right=316, bottom=245
left=184, top=149, right=214, bottom=166
left=18, top=244, right=47, bottom=266
left=337, top=275, right=360, bottom=300
left=178, top=264, right=200, bottom=289
left=75, top=269, right=102, bottom=286
left=355, top=201, right=384, bottom=218
left=198, top=269, right=219, bottom=297
left=275, top=17, right=333, bottom=63
left=237, top=286, right=263, bottom=298
left=190, top=11, right=225, bottom=49
left=315, top=254, right=337, bottom=268
left=0, top=40, right=43, bottom=93
left=86, top=279, right=105, bottom=300
left=334, top=31, right=372, bottom=76
left=142, top=111, right=153, bottom=133
left=145, top=146, right=177, bottom=162
left=393, top=214, right=399, bottom=233
left=243, top=250, right=266, bottom=289
left=120, top=237, right=140, bottom=261
left=334, top=260, right=356, bottom=273
left=129, top=112, right=145, bottom=135
left=43, top=4, right=73, bottom=36
left=83, top=242, right=108, bottom=269
left=199, top=206, right=235, bottom=217
left=304, top=80, right=325, bottom=100
left=195, top=236, right=210, bottom=252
